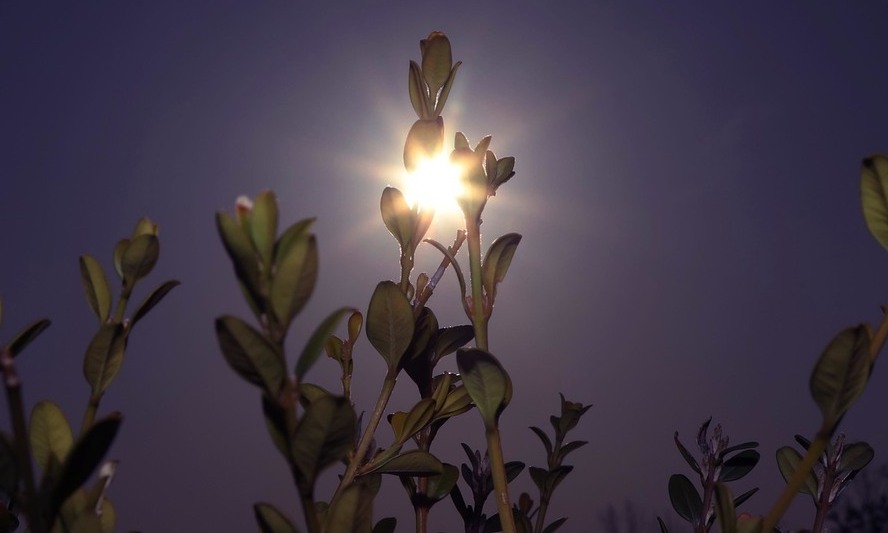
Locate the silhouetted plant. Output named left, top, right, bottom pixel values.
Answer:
left=0, top=218, right=178, bottom=533
left=827, top=463, right=888, bottom=532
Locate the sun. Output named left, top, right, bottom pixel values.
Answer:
left=401, top=153, right=464, bottom=215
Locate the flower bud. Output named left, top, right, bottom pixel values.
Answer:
left=420, top=31, right=452, bottom=94
left=403, top=117, right=444, bottom=172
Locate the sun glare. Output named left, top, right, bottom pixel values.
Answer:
left=402, top=153, right=464, bottom=214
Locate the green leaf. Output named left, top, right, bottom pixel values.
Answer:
left=433, top=384, right=473, bottom=420
left=254, top=502, right=301, bottom=533
left=131, top=280, right=180, bottom=328
left=5, top=318, right=51, bottom=358
left=217, top=212, right=264, bottom=315
left=291, top=394, right=356, bottom=487
left=668, top=473, right=703, bottom=525
left=481, top=233, right=522, bottom=300
left=29, top=401, right=73, bottom=472
left=403, top=118, right=444, bottom=172
left=51, top=413, right=122, bottom=516
left=364, top=449, right=443, bottom=476
left=215, top=315, right=285, bottom=395
left=120, top=234, right=159, bottom=287
left=557, top=440, right=588, bottom=463
left=366, top=281, right=415, bottom=371
left=861, top=155, right=888, bottom=252
left=776, top=446, right=817, bottom=497
left=398, top=398, right=436, bottom=444
left=456, top=348, right=512, bottom=426
left=839, top=441, right=874, bottom=472
left=426, top=463, right=459, bottom=502
left=261, top=395, right=291, bottom=463
left=420, top=31, right=452, bottom=96
left=674, top=432, right=701, bottom=475
left=408, top=60, right=430, bottom=119
left=719, top=450, right=760, bottom=482
left=296, top=307, right=354, bottom=380
left=112, top=239, right=128, bottom=280
left=250, top=191, right=279, bottom=270
left=380, top=187, right=414, bottom=250
left=83, top=322, right=127, bottom=396
left=431, top=324, right=474, bottom=364
left=79, top=255, right=112, bottom=323
left=733, top=487, right=758, bottom=509
left=720, top=441, right=759, bottom=458
left=543, top=518, right=567, bottom=533
left=70, top=513, right=103, bottom=533
left=130, top=217, right=157, bottom=238
left=529, top=426, right=553, bottom=458
left=433, top=62, right=461, bottom=116
left=325, top=479, right=375, bottom=533
left=373, top=517, right=397, bottom=533
left=715, top=482, right=737, bottom=533
left=810, top=325, right=871, bottom=428
left=270, top=233, right=318, bottom=331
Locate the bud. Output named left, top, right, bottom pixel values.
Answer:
left=420, top=31, right=452, bottom=94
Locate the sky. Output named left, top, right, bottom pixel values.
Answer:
left=3, top=2, right=888, bottom=531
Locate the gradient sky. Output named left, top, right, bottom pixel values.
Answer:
left=3, top=2, right=888, bottom=531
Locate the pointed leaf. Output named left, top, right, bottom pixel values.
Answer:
left=668, top=473, right=703, bottom=525
left=366, top=281, right=414, bottom=371
left=434, top=62, right=461, bottom=116
left=810, top=325, right=871, bottom=428
left=674, top=432, right=701, bottom=475
left=776, top=446, right=817, bottom=497
left=215, top=315, right=285, bottom=395
left=79, top=256, right=111, bottom=323
left=112, top=239, right=128, bottom=280
left=255, top=502, right=301, bottom=533
left=733, top=487, right=758, bottom=508
left=296, top=307, right=354, bottom=380
left=456, top=348, right=512, bottom=426
left=529, top=426, right=553, bottom=458
left=52, top=413, right=121, bottom=514
left=408, top=60, right=430, bottom=119
left=250, top=191, right=279, bottom=270
left=543, top=517, right=567, bottom=533
left=270, top=233, right=318, bottom=330
left=365, top=449, right=443, bottom=476
left=861, top=155, right=888, bottom=252
left=217, top=212, right=264, bottom=314
left=557, top=440, right=588, bottom=463
left=291, top=394, right=356, bottom=487
left=426, top=463, right=459, bottom=502
left=431, top=324, right=474, bottom=363
left=5, top=318, right=51, bottom=358
left=481, top=233, right=522, bottom=300
left=131, top=280, right=180, bottom=327
left=720, top=450, right=760, bottom=482
left=83, top=322, right=127, bottom=396
left=29, top=401, right=73, bottom=472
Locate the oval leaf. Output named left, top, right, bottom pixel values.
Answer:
left=29, top=401, right=73, bottom=472
left=839, top=441, right=874, bottom=472
left=79, top=255, right=111, bottom=323
left=456, top=348, right=512, bottom=426
left=83, top=322, right=127, bottom=396
left=380, top=187, right=414, bottom=250
left=270, top=234, right=318, bottom=330
left=720, top=450, right=760, bottom=482
left=776, top=446, right=817, bottom=497
left=367, top=449, right=443, bottom=476
left=668, top=473, right=703, bottom=525
left=291, top=394, right=356, bottom=487
left=366, top=281, right=415, bottom=371
left=215, top=315, right=285, bottom=395
left=296, top=307, right=354, bottom=380
left=481, top=233, right=522, bottom=300
left=52, top=413, right=122, bottom=516
left=861, top=155, right=888, bottom=252
left=810, top=325, right=871, bottom=428
left=249, top=191, right=279, bottom=270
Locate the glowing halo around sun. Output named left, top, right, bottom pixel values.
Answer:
left=401, top=153, right=465, bottom=215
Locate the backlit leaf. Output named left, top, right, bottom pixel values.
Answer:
left=5, top=318, right=51, bottom=358
left=121, top=234, right=159, bottom=286
left=296, top=307, right=353, bottom=380
left=715, top=482, right=737, bottom=533
left=481, top=233, right=522, bottom=300
left=83, top=322, right=127, bottom=396
left=810, top=325, right=871, bottom=428
left=365, top=449, right=443, bottom=476
left=776, top=446, right=817, bottom=497
left=456, top=348, right=512, bottom=426
left=861, top=155, right=888, bottom=252
left=215, top=315, right=285, bottom=395
left=79, top=255, right=111, bottom=323
left=131, top=280, right=180, bottom=328
left=366, top=281, right=414, bottom=371
left=291, top=394, right=356, bottom=487
left=270, top=233, right=318, bottom=331
left=254, top=502, right=300, bottom=533
left=29, top=401, right=73, bottom=472
left=250, top=191, right=279, bottom=270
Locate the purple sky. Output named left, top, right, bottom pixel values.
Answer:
left=3, top=2, right=888, bottom=531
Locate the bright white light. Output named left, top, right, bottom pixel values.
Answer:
left=402, top=153, right=464, bottom=214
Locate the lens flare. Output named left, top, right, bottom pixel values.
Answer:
left=402, top=153, right=464, bottom=214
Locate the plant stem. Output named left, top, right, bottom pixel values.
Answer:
left=486, top=426, right=516, bottom=533
left=465, top=218, right=488, bottom=350
left=335, top=369, right=398, bottom=498
left=297, top=482, right=322, bottom=533
left=762, top=426, right=830, bottom=531
left=1, top=348, right=46, bottom=533
left=80, top=394, right=100, bottom=435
